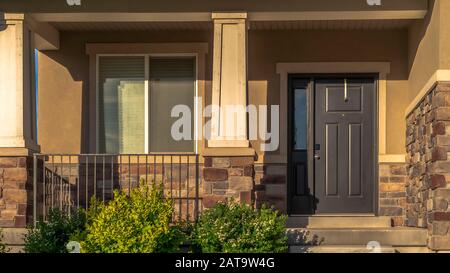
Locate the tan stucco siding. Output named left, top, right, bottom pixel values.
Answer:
left=407, top=0, right=450, bottom=111
left=408, top=0, right=441, bottom=102
left=38, top=30, right=213, bottom=154
left=38, top=36, right=86, bottom=154
left=438, top=0, right=450, bottom=69
left=248, top=29, right=409, bottom=156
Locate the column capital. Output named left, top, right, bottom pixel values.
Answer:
left=1, top=13, right=26, bottom=25
left=211, top=12, right=248, bottom=20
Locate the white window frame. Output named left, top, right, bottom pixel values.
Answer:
left=95, top=53, right=199, bottom=154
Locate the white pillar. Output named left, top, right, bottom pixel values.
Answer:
left=208, top=13, right=249, bottom=148
left=0, top=13, right=39, bottom=153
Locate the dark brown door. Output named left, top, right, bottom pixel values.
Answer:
left=288, top=76, right=376, bottom=215
left=314, top=78, right=375, bottom=213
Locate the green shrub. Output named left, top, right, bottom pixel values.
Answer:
left=81, top=182, right=185, bottom=253
left=24, top=209, right=86, bottom=253
left=192, top=202, right=288, bottom=253
left=0, top=228, right=8, bottom=253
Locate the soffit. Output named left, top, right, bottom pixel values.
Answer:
left=50, top=19, right=414, bottom=31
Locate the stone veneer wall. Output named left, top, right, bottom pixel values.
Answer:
left=379, top=163, right=407, bottom=226
left=406, top=82, right=450, bottom=251
left=202, top=156, right=255, bottom=208
left=254, top=164, right=287, bottom=213
left=0, top=156, right=31, bottom=228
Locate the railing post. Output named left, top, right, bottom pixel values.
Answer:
left=33, top=154, right=38, bottom=228
left=195, top=154, right=199, bottom=221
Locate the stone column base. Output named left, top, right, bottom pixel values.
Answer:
left=0, top=156, right=32, bottom=228
left=254, top=164, right=287, bottom=214
left=406, top=81, right=450, bottom=251
left=379, top=163, right=407, bottom=227
left=202, top=154, right=255, bottom=209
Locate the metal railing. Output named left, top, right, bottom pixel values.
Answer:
left=33, top=153, right=201, bottom=227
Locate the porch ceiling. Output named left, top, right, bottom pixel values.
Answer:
left=50, top=19, right=414, bottom=31
left=1, top=0, right=428, bottom=13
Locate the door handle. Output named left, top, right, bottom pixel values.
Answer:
left=314, top=154, right=321, bottom=160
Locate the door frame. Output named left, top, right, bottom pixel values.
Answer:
left=287, top=73, right=379, bottom=216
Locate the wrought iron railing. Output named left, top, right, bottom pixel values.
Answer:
left=33, top=153, right=201, bottom=227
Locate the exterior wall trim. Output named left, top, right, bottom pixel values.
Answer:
left=405, top=69, right=450, bottom=117
left=248, top=11, right=427, bottom=21
left=275, top=62, right=391, bottom=164
left=379, top=154, right=406, bottom=163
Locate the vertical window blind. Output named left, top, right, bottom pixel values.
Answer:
left=98, top=56, right=195, bottom=154
left=149, top=57, right=195, bottom=152
left=99, top=56, right=145, bottom=154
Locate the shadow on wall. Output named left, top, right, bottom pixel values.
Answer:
left=408, top=0, right=434, bottom=75
left=39, top=36, right=90, bottom=153
left=0, top=13, right=6, bottom=31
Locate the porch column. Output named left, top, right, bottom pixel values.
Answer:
left=0, top=14, right=39, bottom=153
left=203, top=13, right=256, bottom=210
left=0, top=13, right=39, bottom=228
left=209, top=12, right=249, bottom=148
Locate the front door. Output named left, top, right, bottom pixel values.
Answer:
left=289, top=76, right=376, bottom=215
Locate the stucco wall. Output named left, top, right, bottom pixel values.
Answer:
left=38, top=28, right=409, bottom=156
left=408, top=0, right=441, bottom=102
left=438, top=0, right=450, bottom=70
left=408, top=0, right=450, bottom=104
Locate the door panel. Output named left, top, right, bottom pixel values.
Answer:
left=349, top=123, right=362, bottom=196
left=325, top=123, right=339, bottom=196
left=314, top=78, right=375, bottom=214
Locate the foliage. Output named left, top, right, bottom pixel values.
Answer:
left=24, top=209, right=86, bottom=253
left=81, top=182, right=185, bottom=253
left=192, top=202, right=288, bottom=253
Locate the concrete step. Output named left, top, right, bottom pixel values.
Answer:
left=289, top=245, right=397, bottom=253
left=3, top=245, right=25, bottom=253
left=1, top=228, right=27, bottom=245
left=286, top=216, right=392, bottom=229
left=395, top=247, right=434, bottom=253
left=287, top=227, right=428, bottom=247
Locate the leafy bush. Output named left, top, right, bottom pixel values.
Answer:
left=24, top=209, right=86, bottom=253
left=192, top=202, right=288, bottom=253
left=81, top=183, right=185, bottom=253
left=0, top=228, right=8, bottom=253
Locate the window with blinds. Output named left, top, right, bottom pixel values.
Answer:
left=149, top=57, right=195, bottom=152
left=98, top=56, right=195, bottom=154
left=99, top=56, right=145, bottom=154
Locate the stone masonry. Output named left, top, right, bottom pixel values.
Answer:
left=406, top=82, right=450, bottom=250
left=0, top=156, right=31, bottom=228
left=379, top=163, right=407, bottom=226
left=254, top=164, right=287, bottom=214
left=202, top=156, right=255, bottom=209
